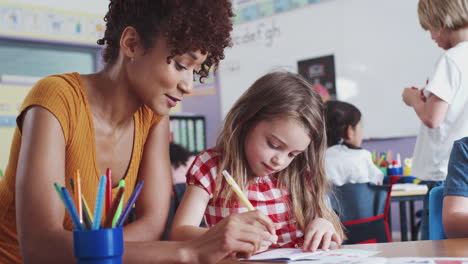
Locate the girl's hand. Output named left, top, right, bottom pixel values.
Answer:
left=302, top=218, right=341, bottom=252
left=189, top=210, right=278, bottom=263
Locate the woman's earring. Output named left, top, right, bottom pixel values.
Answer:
left=130, top=57, right=135, bottom=63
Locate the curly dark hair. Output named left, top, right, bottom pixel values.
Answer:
left=97, top=0, right=234, bottom=81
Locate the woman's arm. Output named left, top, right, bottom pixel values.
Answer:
left=170, top=185, right=211, bottom=240
left=15, top=108, right=190, bottom=264
left=16, top=106, right=74, bottom=263
left=123, top=116, right=173, bottom=241
left=16, top=109, right=275, bottom=263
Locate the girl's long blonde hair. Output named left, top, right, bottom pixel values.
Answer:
left=215, top=71, right=344, bottom=239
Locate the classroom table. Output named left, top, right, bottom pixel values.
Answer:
left=390, top=188, right=427, bottom=241
left=223, top=238, right=468, bottom=263
left=343, top=238, right=468, bottom=257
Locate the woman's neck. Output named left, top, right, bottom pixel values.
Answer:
left=82, top=66, right=141, bottom=129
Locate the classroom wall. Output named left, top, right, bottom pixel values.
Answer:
left=4, top=0, right=423, bottom=155
left=362, top=136, right=416, bottom=162
left=2, top=0, right=222, bottom=150
left=218, top=0, right=441, bottom=139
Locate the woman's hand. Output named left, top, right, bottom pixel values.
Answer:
left=187, top=210, right=278, bottom=264
left=302, top=218, right=341, bottom=252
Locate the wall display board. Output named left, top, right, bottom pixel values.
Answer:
left=0, top=1, right=104, bottom=45
left=219, top=0, right=441, bottom=138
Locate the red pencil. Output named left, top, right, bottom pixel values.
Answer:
left=105, top=168, right=112, bottom=215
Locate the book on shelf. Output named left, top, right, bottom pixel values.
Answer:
left=169, top=115, right=206, bottom=154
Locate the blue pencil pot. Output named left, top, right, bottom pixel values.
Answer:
left=73, top=227, right=124, bottom=264
left=387, top=167, right=403, bottom=176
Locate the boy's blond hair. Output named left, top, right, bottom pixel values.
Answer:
left=418, top=0, right=468, bottom=30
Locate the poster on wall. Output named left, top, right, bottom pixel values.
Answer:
left=232, top=0, right=327, bottom=24
left=0, top=2, right=104, bottom=45
left=297, top=55, right=336, bottom=101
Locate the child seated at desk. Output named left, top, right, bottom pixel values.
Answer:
left=324, top=101, right=383, bottom=186
left=170, top=72, right=344, bottom=253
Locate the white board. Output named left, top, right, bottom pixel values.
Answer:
left=218, top=0, right=442, bottom=138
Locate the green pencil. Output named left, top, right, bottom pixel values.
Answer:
left=112, top=179, right=125, bottom=227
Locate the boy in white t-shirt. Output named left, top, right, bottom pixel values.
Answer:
left=402, top=0, right=468, bottom=240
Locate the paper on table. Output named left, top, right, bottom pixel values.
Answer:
left=290, top=258, right=388, bottom=264
left=243, top=248, right=380, bottom=262
left=387, top=258, right=468, bottom=264
left=243, top=256, right=468, bottom=263
left=392, top=184, right=428, bottom=192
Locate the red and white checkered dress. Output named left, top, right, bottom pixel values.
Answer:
left=186, top=149, right=304, bottom=248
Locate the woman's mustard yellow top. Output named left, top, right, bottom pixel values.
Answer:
left=0, top=73, right=162, bottom=263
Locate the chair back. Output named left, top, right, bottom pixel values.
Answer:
left=330, top=182, right=392, bottom=244
left=331, top=183, right=390, bottom=222
left=428, top=186, right=447, bottom=240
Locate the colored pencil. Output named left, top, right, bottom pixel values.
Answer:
left=116, top=181, right=144, bottom=227
left=54, top=183, right=65, bottom=203
left=105, top=168, right=112, bottom=215
left=61, top=187, right=84, bottom=230
left=92, top=175, right=107, bottom=230
left=112, top=179, right=126, bottom=227
left=222, top=170, right=255, bottom=211
left=75, top=170, right=83, bottom=224
left=103, top=186, right=125, bottom=228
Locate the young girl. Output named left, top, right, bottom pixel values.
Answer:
left=171, top=71, right=344, bottom=253
left=324, top=100, right=383, bottom=186
left=0, top=1, right=276, bottom=263
left=401, top=0, right=468, bottom=240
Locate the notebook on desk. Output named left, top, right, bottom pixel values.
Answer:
left=241, top=248, right=380, bottom=262
left=391, top=183, right=428, bottom=192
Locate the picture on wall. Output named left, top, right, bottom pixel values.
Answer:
left=297, top=54, right=336, bottom=101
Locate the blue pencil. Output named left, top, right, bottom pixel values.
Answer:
left=61, top=187, right=84, bottom=230
left=116, top=180, right=144, bottom=227
left=92, top=175, right=107, bottom=230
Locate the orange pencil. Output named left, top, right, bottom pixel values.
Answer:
left=75, top=170, right=83, bottom=224
left=103, top=186, right=125, bottom=228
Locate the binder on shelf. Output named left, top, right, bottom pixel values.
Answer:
left=187, top=119, right=196, bottom=152
left=171, top=119, right=181, bottom=144
left=195, top=119, right=205, bottom=153
left=179, top=119, right=188, bottom=149
left=169, top=115, right=206, bottom=155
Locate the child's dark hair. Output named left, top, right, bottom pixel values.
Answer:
left=169, top=143, right=192, bottom=169
left=97, top=0, right=234, bottom=81
left=325, top=100, right=361, bottom=147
